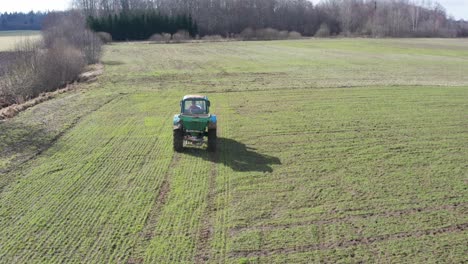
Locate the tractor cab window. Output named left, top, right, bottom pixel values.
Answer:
left=183, top=99, right=207, bottom=114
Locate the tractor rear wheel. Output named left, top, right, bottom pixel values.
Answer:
left=173, top=129, right=184, bottom=152
left=207, top=129, right=217, bottom=152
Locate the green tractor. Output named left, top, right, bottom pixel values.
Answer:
left=173, top=95, right=217, bottom=152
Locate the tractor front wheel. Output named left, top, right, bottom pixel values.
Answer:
left=173, top=129, right=184, bottom=152
left=207, top=129, right=217, bottom=152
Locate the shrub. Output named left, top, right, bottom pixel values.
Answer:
left=201, top=35, right=224, bottom=42
left=315, top=23, right=330, bottom=37
left=149, top=33, right=172, bottom=43
left=162, top=33, right=172, bottom=43
left=172, top=30, right=191, bottom=43
left=239, top=28, right=300, bottom=41
left=42, top=11, right=102, bottom=65
left=96, top=32, right=112, bottom=43
left=256, top=28, right=280, bottom=40
left=0, top=11, right=102, bottom=108
left=240, top=28, right=255, bottom=40
left=82, top=29, right=102, bottom=64
left=288, top=31, right=302, bottom=39
left=1, top=38, right=87, bottom=105
left=278, top=31, right=289, bottom=39
left=1, top=40, right=42, bottom=102
left=149, top=33, right=164, bottom=42
left=38, top=40, right=86, bottom=93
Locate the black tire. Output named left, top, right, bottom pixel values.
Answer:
left=173, top=129, right=184, bottom=152
left=207, top=129, right=217, bottom=152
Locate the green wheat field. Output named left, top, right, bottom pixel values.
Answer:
left=0, top=38, right=467, bottom=263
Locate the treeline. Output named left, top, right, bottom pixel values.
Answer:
left=87, top=12, right=198, bottom=40
left=73, top=0, right=468, bottom=38
left=0, top=12, right=46, bottom=31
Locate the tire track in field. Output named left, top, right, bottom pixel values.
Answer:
left=194, top=150, right=218, bottom=263
left=127, top=153, right=180, bottom=264
left=229, top=223, right=468, bottom=258
left=0, top=93, right=124, bottom=193
left=194, top=105, right=223, bottom=263
left=229, top=202, right=467, bottom=236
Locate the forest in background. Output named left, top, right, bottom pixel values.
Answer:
left=2, top=1, right=468, bottom=38
left=87, top=12, right=199, bottom=40
left=73, top=0, right=468, bottom=38
left=0, top=12, right=47, bottom=31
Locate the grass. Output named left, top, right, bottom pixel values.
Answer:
left=0, top=38, right=467, bottom=263
left=0, top=30, right=41, bottom=51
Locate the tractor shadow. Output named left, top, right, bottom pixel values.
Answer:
left=183, top=137, right=281, bottom=173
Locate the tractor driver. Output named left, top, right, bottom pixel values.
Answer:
left=188, top=100, right=202, bottom=113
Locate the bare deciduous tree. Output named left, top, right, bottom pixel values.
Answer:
left=73, top=0, right=466, bottom=38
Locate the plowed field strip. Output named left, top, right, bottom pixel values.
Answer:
left=230, top=223, right=468, bottom=258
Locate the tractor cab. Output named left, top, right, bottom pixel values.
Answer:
left=173, top=95, right=217, bottom=152
left=180, top=95, right=210, bottom=115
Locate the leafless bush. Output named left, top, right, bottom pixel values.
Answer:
left=240, top=28, right=255, bottom=40
left=42, top=11, right=85, bottom=49
left=201, top=35, right=224, bottom=42
left=288, top=31, right=302, bottom=39
left=97, top=32, right=112, bottom=43
left=42, top=11, right=102, bottom=65
left=0, top=11, right=101, bottom=108
left=149, top=33, right=172, bottom=43
left=172, top=30, right=191, bottom=43
left=1, top=40, right=42, bottom=103
left=0, top=38, right=86, bottom=105
left=162, top=33, right=172, bottom=43
left=440, top=28, right=457, bottom=38
left=315, top=23, right=330, bottom=37
left=38, top=40, right=86, bottom=93
left=278, top=31, right=289, bottom=39
left=82, top=30, right=102, bottom=64
left=0, top=52, right=17, bottom=77
left=239, top=27, right=301, bottom=41
left=149, top=33, right=164, bottom=42
left=256, top=28, right=280, bottom=40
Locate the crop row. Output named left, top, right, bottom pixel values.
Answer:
left=0, top=92, right=178, bottom=262
left=208, top=87, right=467, bottom=262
